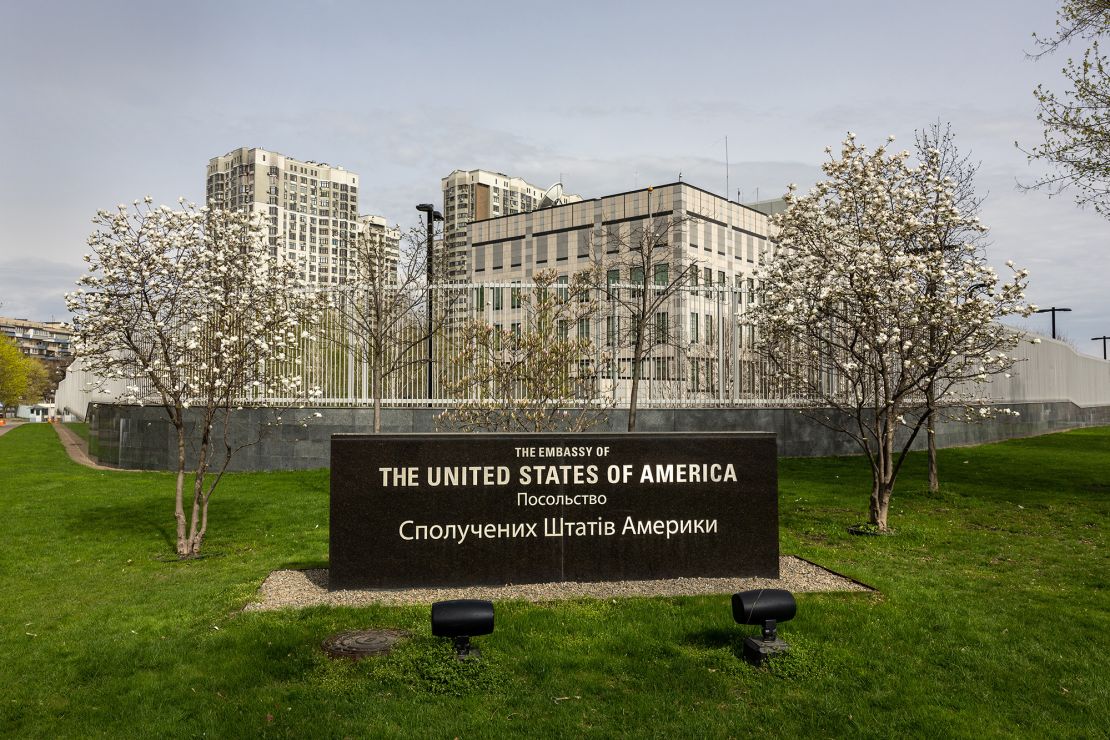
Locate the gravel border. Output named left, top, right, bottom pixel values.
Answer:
left=243, top=556, right=872, bottom=611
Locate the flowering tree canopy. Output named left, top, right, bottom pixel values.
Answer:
left=751, top=135, right=1035, bottom=531
left=1024, top=1, right=1110, bottom=217
left=67, top=199, right=321, bottom=557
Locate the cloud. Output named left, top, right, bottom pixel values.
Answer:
left=0, top=258, right=82, bottom=322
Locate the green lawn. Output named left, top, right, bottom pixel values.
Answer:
left=0, top=424, right=1106, bottom=738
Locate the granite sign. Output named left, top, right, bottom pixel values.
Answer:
left=329, top=432, right=778, bottom=590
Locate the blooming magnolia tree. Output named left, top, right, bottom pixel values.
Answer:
left=750, top=136, right=1035, bottom=531
left=67, top=199, right=322, bottom=558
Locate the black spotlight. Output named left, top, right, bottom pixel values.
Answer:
left=431, top=599, right=494, bottom=659
left=732, top=589, right=796, bottom=665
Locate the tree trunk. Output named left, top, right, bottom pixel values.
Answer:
left=926, top=385, right=939, bottom=493
left=627, top=331, right=643, bottom=432
left=183, top=425, right=211, bottom=558
left=869, top=479, right=893, bottom=531
left=372, top=355, right=382, bottom=434
left=868, top=417, right=897, bottom=531
left=174, top=424, right=188, bottom=557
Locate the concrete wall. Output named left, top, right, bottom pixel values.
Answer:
left=983, top=335, right=1110, bottom=407
left=85, top=400, right=1110, bottom=471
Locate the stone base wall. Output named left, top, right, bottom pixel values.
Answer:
left=85, top=401, right=1110, bottom=471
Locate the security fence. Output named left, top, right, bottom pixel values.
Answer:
left=287, top=281, right=817, bottom=408
left=60, top=280, right=1109, bottom=417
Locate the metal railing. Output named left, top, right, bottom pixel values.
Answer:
left=63, top=281, right=836, bottom=410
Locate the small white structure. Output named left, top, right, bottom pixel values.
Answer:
left=17, top=403, right=57, bottom=422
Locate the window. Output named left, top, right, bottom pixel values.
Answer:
left=631, top=267, right=644, bottom=299
left=606, top=316, right=617, bottom=346
left=493, top=288, right=503, bottom=310
left=556, top=275, right=569, bottom=303
left=578, top=318, right=590, bottom=339
left=558, top=320, right=570, bottom=339
left=511, top=284, right=521, bottom=309
left=654, top=262, right=669, bottom=286
left=655, top=312, right=668, bottom=343
left=607, top=268, right=619, bottom=300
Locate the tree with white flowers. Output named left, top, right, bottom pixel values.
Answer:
left=751, top=135, right=1035, bottom=531
left=67, top=199, right=322, bottom=558
left=1022, top=1, right=1110, bottom=216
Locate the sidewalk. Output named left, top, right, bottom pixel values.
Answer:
left=52, top=423, right=139, bottom=472
left=0, top=420, right=26, bottom=437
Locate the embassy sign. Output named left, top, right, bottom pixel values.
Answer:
left=329, top=433, right=778, bottom=590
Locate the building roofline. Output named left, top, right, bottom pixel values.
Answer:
left=468, top=181, right=769, bottom=227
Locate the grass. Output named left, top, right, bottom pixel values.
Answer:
left=63, top=421, right=89, bottom=444
left=1, top=424, right=1107, bottom=737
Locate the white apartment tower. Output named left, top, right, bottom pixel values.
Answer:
left=206, top=147, right=361, bottom=286
left=356, top=214, right=401, bottom=279
left=441, top=169, right=581, bottom=279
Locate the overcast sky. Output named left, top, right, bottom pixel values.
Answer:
left=1, top=0, right=1107, bottom=356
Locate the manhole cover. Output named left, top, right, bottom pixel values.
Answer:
left=321, top=629, right=410, bottom=659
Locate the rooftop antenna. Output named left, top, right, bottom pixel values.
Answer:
left=679, top=171, right=683, bottom=182
left=725, top=136, right=730, bottom=201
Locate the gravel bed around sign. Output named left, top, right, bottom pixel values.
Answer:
left=242, top=556, right=871, bottom=611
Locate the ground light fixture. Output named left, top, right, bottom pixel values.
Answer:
left=732, top=589, right=797, bottom=665
left=431, top=599, right=494, bottom=659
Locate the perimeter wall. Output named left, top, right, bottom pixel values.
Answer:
left=78, top=335, right=1110, bottom=470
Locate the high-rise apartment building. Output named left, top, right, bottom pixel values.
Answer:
left=0, top=316, right=75, bottom=402
left=441, top=169, right=581, bottom=279
left=206, top=147, right=362, bottom=286
left=356, top=214, right=401, bottom=278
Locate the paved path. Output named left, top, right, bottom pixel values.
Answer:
left=0, top=421, right=25, bottom=437
left=52, top=423, right=140, bottom=471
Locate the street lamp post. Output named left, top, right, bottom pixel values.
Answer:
left=416, top=203, right=443, bottom=404
left=1092, top=335, right=1110, bottom=361
left=1035, top=307, right=1072, bottom=340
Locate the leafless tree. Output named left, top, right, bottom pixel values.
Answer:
left=437, top=270, right=613, bottom=432
left=913, top=122, right=988, bottom=492
left=327, top=220, right=456, bottom=432
left=584, top=191, right=700, bottom=430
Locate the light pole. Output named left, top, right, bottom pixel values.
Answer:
left=416, top=203, right=443, bottom=404
left=1035, top=307, right=1072, bottom=340
left=1093, top=335, right=1110, bottom=360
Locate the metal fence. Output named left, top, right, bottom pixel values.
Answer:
left=285, top=281, right=810, bottom=408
